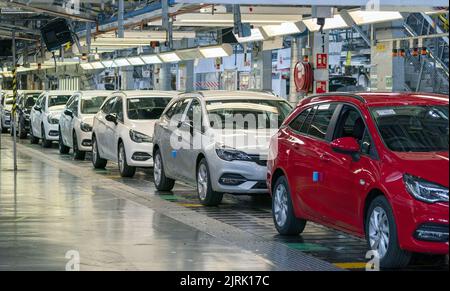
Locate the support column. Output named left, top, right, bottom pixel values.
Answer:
left=118, top=0, right=124, bottom=38
left=261, top=50, right=272, bottom=91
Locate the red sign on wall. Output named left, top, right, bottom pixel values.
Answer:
left=316, top=53, right=328, bottom=69
left=315, top=80, right=327, bottom=94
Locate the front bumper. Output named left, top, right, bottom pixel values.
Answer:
left=126, top=141, right=154, bottom=168
left=77, top=130, right=93, bottom=152
left=207, top=152, right=268, bottom=194
left=45, top=123, right=59, bottom=141
left=393, top=195, right=449, bottom=254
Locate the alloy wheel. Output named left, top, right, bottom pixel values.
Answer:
left=197, top=164, right=208, bottom=200
left=274, top=183, right=288, bottom=227
left=118, top=145, right=125, bottom=173
left=154, top=153, right=162, bottom=186
left=369, top=206, right=390, bottom=258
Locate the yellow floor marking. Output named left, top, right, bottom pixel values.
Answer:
left=177, top=203, right=204, bottom=208
left=334, top=262, right=367, bottom=269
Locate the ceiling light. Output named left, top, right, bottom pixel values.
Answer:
left=177, top=48, right=202, bottom=61
left=91, top=62, right=105, bottom=69
left=303, top=15, right=348, bottom=32
left=113, top=58, right=131, bottom=67
left=199, top=44, right=233, bottom=59
left=159, top=52, right=181, bottom=63
left=127, top=57, right=145, bottom=66
left=260, top=22, right=305, bottom=37
left=101, top=60, right=114, bottom=68
left=234, top=28, right=266, bottom=43
left=141, top=55, right=162, bottom=64
left=80, top=63, right=93, bottom=70
left=348, top=11, right=403, bottom=25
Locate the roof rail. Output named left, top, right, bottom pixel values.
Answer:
left=245, top=89, right=277, bottom=95
left=301, top=92, right=367, bottom=104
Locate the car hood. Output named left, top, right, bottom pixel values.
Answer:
left=81, top=115, right=95, bottom=126
left=48, top=105, right=66, bottom=114
left=129, top=119, right=158, bottom=137
left=210, top=128, right=275, bottom=155
left=393, top=151, right=449, bottom=187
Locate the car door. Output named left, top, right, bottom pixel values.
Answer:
left=317, top=103, right=377, bottom=233
left=31, top=94, right=45, bottom=137
left=95, top=96, right=116, bottom=157
left=60, top=94, right=76, bottom=146
left=163, top=98, right=191, bottom=179
left=178, top=98, right=204, bottom=183
left=104, top=96, right=122, bottom=161
left=285, top=105, right=332, bottom=220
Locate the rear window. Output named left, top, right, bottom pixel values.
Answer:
left=127, top=97, right=171, bottom=120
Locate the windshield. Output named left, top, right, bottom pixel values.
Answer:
left=81, top=96, right=107, bottom=114
left=48, top=95, right=71, bottom=108
left=5, top=99, right=14, bottom=105
left=24, top=94, right=39, bottom=109
left=206, top=99, right=292, bottom=130
left=371, top=105, right=449, bottom=152
left=127, top=97, right=171, bottom=120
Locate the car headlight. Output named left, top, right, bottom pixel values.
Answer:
left=404, top=174, right=449, bottom=204
left=47, top=115, right=59, bottom=124
left=80, top=122, right=93, bottom=132
left=215, top=145, right=253, bottom=162
left=129, top=129, right=152, bottom=143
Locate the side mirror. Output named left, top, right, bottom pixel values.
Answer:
left=105, top=113, right=118, bottom=124
left=64, top=109, right=73, bottom=118
left=331, top=137, right=361, bottom=161
left=34, top=105, right=42, bottom=112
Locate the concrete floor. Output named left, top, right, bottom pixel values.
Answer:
left=0, top=136, right=447, bottom=271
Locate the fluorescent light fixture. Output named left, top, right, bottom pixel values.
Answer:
left=127, top=56, right=145, bottom=66
left=80, top=63, right=93, bottom=70
left=113, top=58, right=131, bottom=67
left=159, top=52, right=181, bottom=63
left=199, top=44, right=233, bottom=59
left=234, top=28, right=265, bottom=43
left=141, top=55, right=162, bottom=64
left=303, top=15, right=348, bottom=32
left=349, top=11, right=403, bottom=25
left=101, top=60, right=115, bottom=68
left=91, top=62, right=105, bottom=69
left=177, top=48, right=202, bottom=61
left=261, top=22, right=306, bottom=37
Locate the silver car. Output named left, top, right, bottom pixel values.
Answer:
left=152, top=91, right=292, bottom=206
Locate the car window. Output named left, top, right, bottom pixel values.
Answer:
left=48, top=95, right=71, bottom=108
left=68, top=96, right=79, bottom=111
left=127, top=97, right=171, bottom=120
left=113, top=97, right=124, bottom=122
left=101, top=97, right=116, bottom=114
left=185, top=99, right=201, bottom=122
left=81, top=96, right=107, bottom=115
left=289, top=107, right=312, bottom=132
left=308, top=103, right=338, bottom=140
left=299, top=106, right=316, bottom=134
left=66, top=95, right=76, bottom=109
left=168, top=99, right=190, bottom=122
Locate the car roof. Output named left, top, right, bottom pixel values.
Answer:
left=75, top=91, right=112, bottom=97
left=113, top=90, right=178, bottom=98
left=42, top=91, right=75, bottom=96
left=182, top=90, right=283, bottom=101
left=301, top=92, right=449, bottom=107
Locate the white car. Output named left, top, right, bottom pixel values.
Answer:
left=58, top=91, right=109, bottom=160
left=30, top=91, right=72, bottom=147
left=0, top=91, right=13, bottom=133
left=91, top=90, right=176, bottom=177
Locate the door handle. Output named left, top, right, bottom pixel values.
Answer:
left=320, top=153, right=331, bottom=162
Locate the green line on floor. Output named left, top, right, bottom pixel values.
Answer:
left=286, top=242, right=330, bottom=252
left=159, top=195, right=178, bottom=201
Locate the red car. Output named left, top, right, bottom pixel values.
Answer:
left=267, top=92, right=449, bottom=268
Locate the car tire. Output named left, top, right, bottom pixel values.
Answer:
left=58, top=128, right=70, bottom=154
left=118, top=142, right=136, bottom=178
left=91, top=135, right=107, bottom=169
left=153, top=149, right=175, bottom=191
left=272, top=176, right=307, bottom=235
left=196, top=158, right=223, bottom=206
left=41, top=124, right=52, bottom=148
left=365, top=196, right=411, bottom=269
left=30, top=124, right=39, bottom=144
left=19, top=119, right=27, bottom=139
left=73, top=132, right=86, bottom=160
